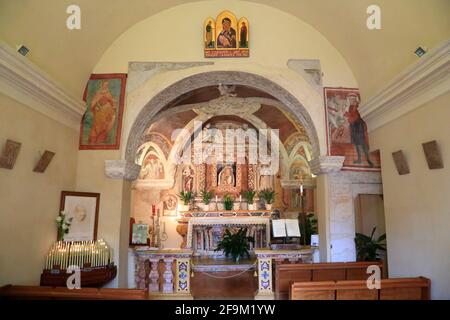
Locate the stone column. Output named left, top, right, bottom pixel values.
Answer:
left=175, top=258, right=191, bottom=294
left=148, top=258, right=160, bottom=292
left=162, top=258, right=174, bottom=293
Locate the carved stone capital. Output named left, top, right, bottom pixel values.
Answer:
left=308, top=156, right=345, bottom=175
left=105, top=160, right=141, bottom=180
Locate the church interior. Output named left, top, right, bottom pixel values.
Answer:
left=0, top=0, right=449, bottom=301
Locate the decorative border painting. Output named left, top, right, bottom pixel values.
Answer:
left=60, top=191, right=100, bottom=242
left=324, top=87, right=381, bottom=171
left=79, top=74, right=127, bottom=150
left=204, top=11, right=249, bottom=58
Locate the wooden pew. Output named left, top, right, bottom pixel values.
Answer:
left=290, top=277, right=430, bottom=300
left=0, top=285, right=149, bottom=300
left=275, top=261, right=383, bottom=299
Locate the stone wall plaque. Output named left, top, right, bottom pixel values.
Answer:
left=392, top=150, right=409, bottom=175
left=422, top=140, right=443, bottom=170
left=33, top=150, right=55, bottom=173
left=0, top=139, right=21, bottom=169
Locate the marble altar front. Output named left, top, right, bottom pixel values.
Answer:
left=186, top=216, right=271, bottom=256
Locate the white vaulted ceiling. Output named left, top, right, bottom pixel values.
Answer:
left=0, top=0, right=449, bottom=100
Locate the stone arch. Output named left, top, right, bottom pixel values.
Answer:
left=124, top=71, right=321, bottom=169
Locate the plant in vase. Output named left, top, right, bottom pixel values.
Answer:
left=259, top=189, right=276, bottom=210
left=299, top=213, right=318, bottom=245
left=215, top=228, right=254, bottom=263
left=243, top=190, right=256, bottom=210
left=223, top=193, right=234, bottom=211
left=56, top=211, right=73, bottom=241
left=200, top=189, right=214, bottom=211
left=355, top=227, right=386, bottom=261
left=178, top=191, right=195, bottom=211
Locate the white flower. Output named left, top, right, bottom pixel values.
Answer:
left=62, top=224, right=69, bottom=230
left=56, top=216, right=62, bottom=222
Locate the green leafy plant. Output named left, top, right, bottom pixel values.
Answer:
left=200, top=189, right=214, bottom=205
left=178, top=191, right=195, bottom=205
left=299, top=213, right=318, bottom=245
left=355, top=227, right=386, bottom=261
left=242, top=190, right=256, bottom=204
left=56, top=211, right=73, bottom=241
left=259, top=189, right=276, bottom=204
left=215, top=228, right=255, bottom=263
left=223, top=193, right=234, bottom=211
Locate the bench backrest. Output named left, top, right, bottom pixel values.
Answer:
left=0, top=285, right=148, bottom=300
left=275, top=261, right=383, bottom=299
left=290, top=277, right=430, bottom=300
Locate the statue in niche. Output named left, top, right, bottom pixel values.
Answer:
left=182, top=166, right=195, bottom=192
left=218, top=164, right=235, bottom=187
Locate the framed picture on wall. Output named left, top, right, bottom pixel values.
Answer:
left=60, top=191, right=100, bottom=241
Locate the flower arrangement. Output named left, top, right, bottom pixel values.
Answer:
left=200, top=189, right=214, bottom=205
left=178, top=191, right=196, bottom=211
left=259, top=189, right=276, bottom=210
left=56, top=211, right=73, bottom=241
left=223, top=193, right=234, bottom=211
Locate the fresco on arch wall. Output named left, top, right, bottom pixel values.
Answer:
left=79, top=73, right=127, bottom=150
left=324, top=87, right=381, bottom=171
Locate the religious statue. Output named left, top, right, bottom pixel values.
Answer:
left=88, top=80, right=117, bottom=144
left=217, top=17, right=237, bottom=48
left=182, top=166, right=195, bottom=192
left=218, top=165, right=235, bottom=186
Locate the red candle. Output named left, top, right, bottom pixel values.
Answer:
left=152, top=204, right=156, bottom=216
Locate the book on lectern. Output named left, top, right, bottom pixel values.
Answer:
left=272, top=219, right=301, bottom=238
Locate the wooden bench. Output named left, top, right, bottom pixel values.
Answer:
left=275, top=261, right=383, bottom=299
left=0, top=285, right=149, bottom=300
left=290, top=277, right=430, bottom=300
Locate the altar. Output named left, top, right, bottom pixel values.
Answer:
left=185, top=213, right=272, bottom=256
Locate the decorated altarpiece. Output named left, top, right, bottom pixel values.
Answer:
left=204, top=11, right=249, bottom=58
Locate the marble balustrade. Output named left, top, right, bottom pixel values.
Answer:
left=134, top=248, right=193, bottom=298
left=254, top=248, right=316, bottom=300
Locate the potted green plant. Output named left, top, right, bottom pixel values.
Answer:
left=200, top=189, right=214, bottom=211
left=259, top=189, right=276, bottom=210
left=243, top=190, right=256, bottom=210
left=178, top=191, right=195, bottom=211
left=223, top=193, right=234, bottom=211
left=355, top=227, right=386, bottom=261
left=215, top=228, right=255, bottom=263
left=298, top=213, right=318, bottom=245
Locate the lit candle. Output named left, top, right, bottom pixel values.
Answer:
left=300, top=183, right=304, bottom=196
left=152, top=204, right=156, bottom=216
left=215, top=195, right=218, bottom=202
left=239, top=195, right=242, bottom=202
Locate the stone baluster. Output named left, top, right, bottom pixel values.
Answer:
left=135, top=256, right=146, bottom=289
left=148, top=258, right=160, bottom=292
left=162, top=258, right=174, bottom=293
